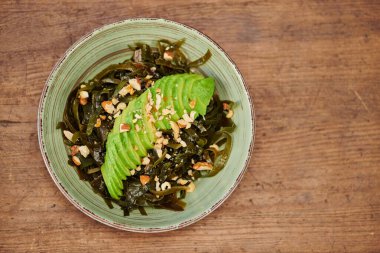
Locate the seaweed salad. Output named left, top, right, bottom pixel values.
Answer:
left=58, top=39, right=235, bottom=215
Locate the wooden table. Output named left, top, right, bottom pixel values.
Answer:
left=1, top=1, right=379, bottom=252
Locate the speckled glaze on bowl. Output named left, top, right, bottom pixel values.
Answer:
left=38, top=18, right=255, bottom=232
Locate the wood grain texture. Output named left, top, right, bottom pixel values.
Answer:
left=1, top=0, right=379, bottom=252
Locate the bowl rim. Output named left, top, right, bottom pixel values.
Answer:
left=37, top=18, right=256, bottom=233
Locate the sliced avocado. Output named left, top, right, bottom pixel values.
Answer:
left=189, top=77, right=215, bottom=116
left=163, top=75, right=180, bottom=121
left=153, top=76, right=173, bottom=129
left=154, top=116, right=166, bottom=130
left=174, top=74, right=194, bottom=116
left=139, top=92, right=156, bottom=143
left=120, top=130, right=141, bottom=166
left=116, top=133, right=138, bottom=169
left=101, top=160, right=119, bottom=198
left=132, top=113, right=153, bottom=150
left=137, top=128, right=154, bottom=149
left=128, top=130, right=147, bottom=157
left=113, top=115, right=122, bottom=133
left=101, top=73, right=215, bottom=199
left=106, top=135, right=130, bottom=178
left=102, top=151, right=123, bottom=192
left=150, top=83, right=167, bottom=130
left=108, top=149, right=130, bottom=180
left=119, top=105, right=153, bottom=149
left=113, top=99, right=137, bottom=134
left=109, top=164, right=124, bottom=190
left=122, top=103, right=153, bottom=150
left=182, top=74, right=202, bottom=113
left=151, top=91, right=166, bottom=130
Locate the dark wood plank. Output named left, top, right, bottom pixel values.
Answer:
left=0, top=0, right=379, bottom=252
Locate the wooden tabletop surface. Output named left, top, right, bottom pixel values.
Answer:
left=1, top=0, right=379, bottom=252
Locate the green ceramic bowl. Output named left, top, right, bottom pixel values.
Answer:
left=38, top=18, right=254, bottom=232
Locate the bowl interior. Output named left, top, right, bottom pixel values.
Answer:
left=39, top=19, right=254, bottom=232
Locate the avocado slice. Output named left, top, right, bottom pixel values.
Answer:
left=120, top=130, right=141, bottom=166
left=101, top=159, right=119, bottom=197
left=101, top=153, right=122, bottom=195
left=106, top=136, right=130, bottom=178
left=172, top=74, right=187, bottom=118
left=189, top=77, right=215, bottom=115
left=154, top=76, right=175, bottom=129
left=101, top=74, right=215, bottom=199
left=128, top=130, right=147, bottom=157
left=111, top=147, right=131, bottom=177
left=181, top=75, right=198, bottom=113
left=122, top=106, right=152, bottom=150
left=139, top=92, right=156, bottom=143
left=162, top=75, right=180, bottom=122
left=117, top=133, right=139, bottom=168
left=137, top=127, right=154, bottom=149
left=148, top=82, right=166, bottom=131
